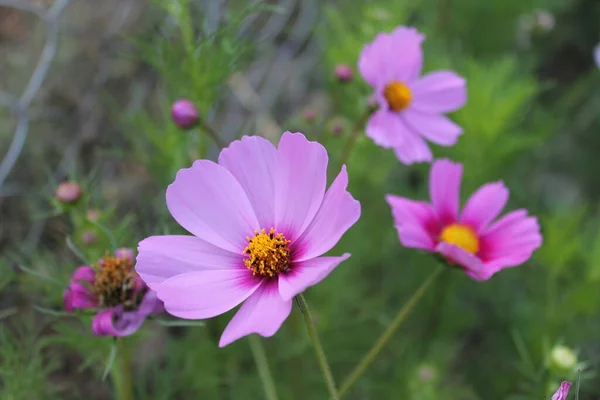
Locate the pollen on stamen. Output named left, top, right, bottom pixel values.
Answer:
left=439, top=224, right=480, bottom=254
left=243, top=228, right=291, bottom=278
left=384, top=81, right=412, bottom=111
left=93, top=254, right=140, bottom=308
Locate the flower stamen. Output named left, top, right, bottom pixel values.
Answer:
left=244, top=228, right=291, bottom=277
left=384, top=81, right=412, bottom=111
left=439, top=224, right=480, bottom=254
left=93, top=255, right=140, bottom=309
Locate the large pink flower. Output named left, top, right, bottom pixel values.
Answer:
left=386, top=159, right=542, bottom=280
left=135, top=132, right=361, bottom=347
left=63, top=250, right=163, bottom=337
left=359, top=26, right=467, bottom=165
left=551, top=381, right=571, bottom=400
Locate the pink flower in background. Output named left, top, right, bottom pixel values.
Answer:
left=64, top=249, right=163, bottom=337
left=136, top=132, right=361, bottom=347
left=386, top=159, right=542, bottom=280
left=358, top=26, right=467, bottom=164
left=551, top=381, right=571, bottom=400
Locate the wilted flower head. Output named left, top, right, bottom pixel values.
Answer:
left=334, top=64, right=354, bottom=82
left=64, top=249, right=162, bottom=336
left=358, top=26, right=467, bottom=164
left=171, top=99, right=199, bottom=129
left=386, top=159, right=542, bottom=280
left=551, top=381, right=571, bottom=400
left=55, top=181, right=82, bottom=204
left=136, top=132, right=361, bottom=347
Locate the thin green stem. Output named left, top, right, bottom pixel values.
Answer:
left=111, top=338, right=134, bottom=400
left=296, top=293, right=340, bottom=400
left=199, top=119, right=227, bottom=149
left=338, top=108, right=372, bottom=168
left=339, top=265, right=444, bottom=397
left=248, top=335, right=279, bottom=400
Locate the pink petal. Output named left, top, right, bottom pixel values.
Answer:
left=402, top=109, right=463, bottom=146
left=274, top=132, right=328, bottom=240
left=218, top=136, right=277, bottom=228
left=366, top=110, right=405, bottom=148
left=219, top=282, right=292, bottom=347
left=92, top=309, right=120, bottom=336
left=386, top=195, right=438, bottom=250
left=392, top=129, right=433, bottom=165
left=410, top=71, right=467, bottom=113
left=64, top=266, right=98, bottom=311
left=293, top=166, right=361, bottom=261
left=460, top=182, right=509, bottom=232
left=278, top=254, right=350, bottom=301
left=552, top=381, right=572, bottom=400
left=479, top=209, right=542, bottom=276
left=136, top=235, right=242, bottom=288
left=155, top=269, right=262, bottom=319
left=429, top=159, right=462, bottom=224
left=166, top=160, right=259, bottom=253
left=358, top=27, right=425, bottom=87
left=436, top=242, right=486, bottom=281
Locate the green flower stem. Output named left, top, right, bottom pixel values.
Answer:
left=338, top=108, right=373, bottom=168
left=248, top=335, right=279, bottom=400
left=296, top=293, right=340, bottom=400
left=339, top=265, right=444, bottom=397
left=111, top=338, right=134, bottom=400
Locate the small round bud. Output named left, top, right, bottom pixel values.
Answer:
left=115, top=248, right=135, bottom=262
left=86, top=209, right=100, bottom=221
left=81, top=230, right=97, bottom=245
left=302, top=109, right=317, bottom=122
left=329, top=117, right=346, bottom=136
left=55, top=181, right=82, bottom=204
left=334, top=64, right=353, bottom=82
left=171, top=99, right=199, bottom=129
left=550, top=345, right=577, bottom=372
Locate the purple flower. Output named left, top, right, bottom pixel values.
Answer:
left=136, top=132, right=361, bottom=347
left=64, top=250, right=162, bottom=337
left=358, top=26, right=467, bottom=164
left=551, top=381, right=571, bottom=400
left=171, top=99, right=199, bottom=129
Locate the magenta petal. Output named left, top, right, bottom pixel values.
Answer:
left=479, top=209, right=542, bottom=275
left=218, top=136, right=277, bottom=227
left=274, top=132, right=328, bottom=240
left=392, top=128, right=433, bottom=165
left=64, top=266, right=98, bottom=311
left=436, top=242, right=486, bottom=281
left=155, top=269, right=262, bottom=319
left=402, top=110, right=463, bottom=146
left=92, top=309, right=119, bottom=336
left=219, top=282, right=292, bottom=347
left=386, top=195, right=438, bottom=251
left=429, top=159, right=462, bottom=225
left=552, top=381, right=572, bottom=400
left=366, top=110, right=405, bottom=148
left=166, top=160, right=259, bottom=253
left=136, top=235, right=242, bottom=288
left=460, top=182, right=509, bottom=232
left=278, top=254, right=350, bottom=301
left=294, top=166, right=360, bottom=261
left=410, top=71, right=467, bottom=113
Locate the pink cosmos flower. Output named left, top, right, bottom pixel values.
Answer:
left=552, top=381, right=571, bottom=400
left=386, top=159, right=542, bottom=280
left=64, top=250, right=163, bottom=336
left=358, top=26, right=467, bottom=165
left=135, top=132, right=361, bottom=347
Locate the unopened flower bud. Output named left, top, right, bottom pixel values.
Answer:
left=55, top=181, right=82, bottom=204
left=550, top=345, right=577, bottom=372
left=302, top=109, right=316, bottom=122
left=329, top=117, right=346, bottom=136
left=86, top=209, right=100, bottom=221
left=171, top=99, right=199, bottom=129
left=81, top=230, right=97, bottom=245
left=115, top=248, right=135, bottom=262
left=334, top=64, right=353, bottom=82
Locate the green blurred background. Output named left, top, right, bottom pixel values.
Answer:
left=1, top=0, right=600, bottom=398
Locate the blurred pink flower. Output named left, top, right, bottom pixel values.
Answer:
left=64, top=249, right=162, bottom=337
left=136, top=132, right=361, bottom=347
left=358, top=27, right=467, bottom=164
left=386, top=159, right=542, bottom=280
left=552, top=381, right=571, bottom=400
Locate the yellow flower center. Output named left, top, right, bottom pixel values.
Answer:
left=384, top=81, right=412, bottom=111
left=244, top=228, right=291, bottom=277
left=439, top=224, right=480, bottom=254
left=94, top=255, right=140, bottom=308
